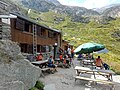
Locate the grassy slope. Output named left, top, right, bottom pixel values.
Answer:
left=28, top=10, right=120, bottom=74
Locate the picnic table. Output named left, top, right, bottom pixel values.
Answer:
left=31, top=60, right=54, bottom=76
left=74, top=66, right=115, bottom=90
left=75, top=66, right=115, bottom=80
left=93, top=69, right=115, bottom=80
left=54, top=58, right=61, bottom=63
left=31, top=60, right=48, bottom=68
left=81, top=59, right=95, bottom=67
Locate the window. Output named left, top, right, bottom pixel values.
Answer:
left=48, top=31, right=56, bottom=38
left=48, top=45, right=52, bottom=52
left=15, top=18, right=24, bottom=30
left=41, top=45, right=46, bottom=52
left=20, top=43, right=28, bottom=53
left=37, top=27, right=46, bottom=37
left=40, top=27, right=45, bottom=36
left=37, top=26, right=41, bottom=36
left=37, top=45, right=41, bottom=52
left=24, top=22, right=30, bottom=32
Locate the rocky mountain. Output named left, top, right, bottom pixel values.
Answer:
left=102, top=4, right=120, bottom=18
left=93, top=4, right=119, bottom=13
left=45, top=0, right=61, bottom=6
left=21, top=0, right=56, bottom=12
left=93, top=4, right=120, bottom=18
left=1, top=0, right=120, bottom=19
left=53, top=5, right=99, bottom=16
left=14, top=0, right=120, bottom=23
left=18, top=0, right=100, bottom=23
left=17, top=0, right=99, bottom=16
left=0, top=0, right=27, bottom=15
left=2, top=0, right=119, bottom=23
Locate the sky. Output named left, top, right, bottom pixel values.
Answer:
left=57, top=0, right=120, bottom=9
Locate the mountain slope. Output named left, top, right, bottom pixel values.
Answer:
left=45, top=0, right=61, bottom=6
left=21, top=0, right=56, bottom=12
left=102, top=4, right=120, bottom=17
left=19, top=0, right=99, bottom=17
left=0, top=0, right=27, bottom=15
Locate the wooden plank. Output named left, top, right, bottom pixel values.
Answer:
left=75, top=66, right=92, bottom=71
left=75, top=66, right=115, bottom=75
left=95, top=69, right=115, bottom=74
left=75, top=76, right=114, bottom=85
left=75, top=76, right=115, bottom=90
left=32, top=60, right=48, bottom=64
left=41, top=68, right=50, bottom=71
left=41, top=67, right=52, bottom=76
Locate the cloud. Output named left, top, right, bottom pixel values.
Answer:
left=82, top=0, right=109, bottom=9
left=58, top=0, right=120, bottom=9
left=82, top=0, right=120, bottom=9
left=58, top=0, right=78, bottom=6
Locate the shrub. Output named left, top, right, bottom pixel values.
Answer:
left=29, top=87, right=38, bottom=90
left=35, top=80, right=44, bottom=90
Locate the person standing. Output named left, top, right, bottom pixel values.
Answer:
left=71, top=48, right=74, bottom=60
left=67, top=46, right=71, bottom=58
left=58, top=47, right=63, bottom=55
left=67, top=46, right=72, bottom=65
left=63, top=49, right=67, bottom=56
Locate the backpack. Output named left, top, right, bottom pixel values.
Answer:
left=103, top=63, right=110, bottom=70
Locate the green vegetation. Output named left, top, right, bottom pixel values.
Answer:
left=29, top=87, right=38, bottom=90
left=29, top=80, right=44, bottom=90
left=35, top=80, right=44, bottom=90
left=28, top=10, right=120, bottom=74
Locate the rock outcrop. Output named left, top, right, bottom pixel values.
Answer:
left=0, top=40, right=41, bottom=90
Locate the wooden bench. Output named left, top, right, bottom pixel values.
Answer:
left=75, top=76, right=115, bottom=90
left=41, top=67, right=50, bottom=71
left=41, top=67, right=51, bottom=73
left=40, top=67, right=52, bottom=77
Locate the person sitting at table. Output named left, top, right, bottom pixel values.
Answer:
left=91, top=54, right=94, bottom=60
left=95, top=56, right=103, bottom=69
left=88, top=53, right=92, bottom=59
left=36, top=52, right=43, bottom=61
left=59, top=54, right=63, bottom=63
left=85, top=53, right=88, bottom=59
left=77, top=53, right=83, bottom=60
left=48, top=56, right=57, bottom=72
left=63, top=55, right=67, bottom=67
left=88, top=53, right=94, bottom=60
left=63, top=55, right=70, bottom=68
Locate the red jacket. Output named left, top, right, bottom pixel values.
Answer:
left=36, top=54, right=43, bottom=61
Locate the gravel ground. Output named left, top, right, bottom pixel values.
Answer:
left=39, top=58, right=120, bottom=90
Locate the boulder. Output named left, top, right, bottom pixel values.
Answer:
left=0, top=40, right=42, bottom=90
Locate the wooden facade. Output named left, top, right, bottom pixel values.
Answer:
left=62, top=40, right=73, bottom=50
left=10, top=13, right=62, bottom=54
